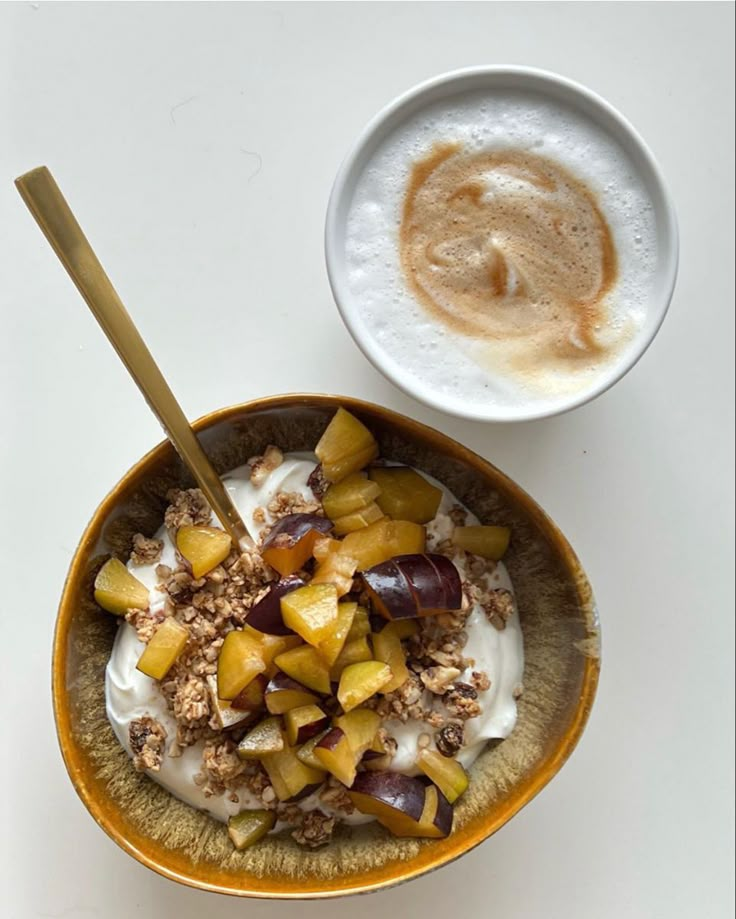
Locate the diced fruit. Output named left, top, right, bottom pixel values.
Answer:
left=317, top=601, right=356, bottom=666
left=93, top=558, right=149, bottom=615
left=217, top=629, right=267, bottom=700
left=417, top=749, right=469, bottom=803
left=284, top=704, right=329, bottom=746
left=368, top=467, right=442, bottom=524
left=207, top=676, right=259, bottom=730
left=452, top=525, right=511, bottom=560
left=314, top=727, right=357, bottom=786
left=228, top=810, right=276, bottom=851
left=246, top=575, right=306, bottom=634
left=372, top=623, right=410, bottom=693
left=362, top=560, right=416, bottom=620
left=296, top=730, right=331, bottom=769
left=417, top=784, right=453, bottom=838
left=337, top=661, right=392, bottom=712
left=262, top=739, right=326, bottom=801
left=242, top=626, right=302, bottom=666
left=311, top=550, right=358, bottom=598
left=346, top=606, right=371, bottom=642
left=237, top=716, right=284, bottom=759
left=361, top=751, right=394, bottom=771
left=274, top=644, right=331, bottom=694
left=332, top=502, right=384, bottom=536
left=341, top=519, right=426, bottom=571
left=315, top=408, right=379, bottom=483
left=322, top=473, right=381, bottom=519
left=280, top=583, right=338, bottom=646
left=329, top=636, right=373, bottom=681
left=261, top=514, right=332, bottom=576
left=391, top=619, right=419, bottom=640
left=313, top=537, right=343, bottom=563
left=136, top=618, right=188, bottom=680
left=335, top=708, right=381, bottom=758
left=264, top=673, right=320, bottom=714
left=348, top=772, right=427, bottom=836
left=176, top=525, right=232, bottom=578
left=230, top=673, right=267, bottom=713
left=363, top=554, right=462, bottom=620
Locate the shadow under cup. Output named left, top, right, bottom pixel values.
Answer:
left=53, top=395, right=600, bottom=898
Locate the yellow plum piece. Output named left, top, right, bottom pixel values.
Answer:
left=372, top=622, right=410, bottom=693
left=337, top=661, right=392, bottom=712
left=311, top=550, right=358, bottom=598
left=452, top=525, right=511, bottom=560
left=284, top=704, right=329, bottom=746
left=236, top=716, right=285, bottom=759
left=217, top=629, right=267, bottom=700
left=332, top=502, right=385, bottom=536
left=322, top=473, right=381, bottom=519
left=262, top=739, right=326, bottom=801
left=315, top=408, right=379, bottom=483
left=94, top=558, right=149, bottom=615
left=296, top=730, right=331, bottom=769
left=329, top=636, right=373, bottom=681
left=228, top=810, right=276, bottom=851
left=261, top=514, right=332, bottom=576
left=274, top=644, right=331, bottom=694
left=280, top=583, right=338, bottom=646
left=346, top=606, right=371, bottom=642
left=417, top=749, right=469, bottom=803
left=368, top=467, right=442, bottom=524
left=335, top=708, right=382, bottom=758
left=176, top=525, right=232, bottom=578
left=317, top=601, right=357, bottom=667
left=314, top=727, right=357, bottom=786
left=341, top=519, right=425, bottom=571
left=136, top=618, right=189, bottom=680
left=264, top=673, right=320, bottom=714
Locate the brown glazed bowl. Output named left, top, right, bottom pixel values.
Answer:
left=53, top=394, right=600, bottom=898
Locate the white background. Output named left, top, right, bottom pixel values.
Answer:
left=1, top=2, right=734, bottom=917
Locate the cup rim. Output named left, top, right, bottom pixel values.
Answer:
left=324, top=65, right=680, bottom=423
left=52, top=393, right=600, bottom=898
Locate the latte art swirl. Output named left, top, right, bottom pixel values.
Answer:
left=399, top=144, right=619, bottom=371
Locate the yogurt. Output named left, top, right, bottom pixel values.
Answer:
left=105, top=455, right=524, bottom=823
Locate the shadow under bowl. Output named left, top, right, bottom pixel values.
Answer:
left=53, top=394, right=600, bottom=898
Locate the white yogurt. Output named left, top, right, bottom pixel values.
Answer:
left=105, top=456, right=524, bottom=823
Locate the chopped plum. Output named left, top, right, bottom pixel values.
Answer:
left=317, top=601, right=357, bottom=667
left=452, top=525, right=511, bottom=560
left=284, top=704, right=329, bottom=745
left=346, top=606, right=371, bottom=642
left=417, top=784, right=453, bottom=838
left=264, top=672, right=320, bottom=714
left=261, top=514, right=332, bottom=576
left=348, top=771, right=427, bottom=836
left=94, top=558, right=149, bottom=616
left=363, top=554, right=462, bottom=620
left=368, top=467, right=442, bottom=524
left=334, top=708, right=382, bottom=758
left=280, top=583, right=339, bottom=646
left=337, top=661, right=392, bottom=712
left=136, top=618, right=188, bottom=680
left=262, top=739, right=326, bottom=801
left=314, top=727, right=357, bottom=786
left=237, top=716, right=285, bottom=759
left=315, top=408, right=379, bottom=483
left=228, top=810, right=276, bottom=850
left=332, top=501, right=384, bottom=536
left=310, top=548, right=358, bottom=598
left=340, top=519, right=425, bottom=571
left=296, top=729, right=332, bottom=769
left=417, top=749, right=469, bottom=803
left=274, top=644, right=331, bottom=694
left=176, top=525, right=232, bottom=578
left=322, top=473, right=381, bottom=520
left=230, top=673, right=268, bottom=713
left=371, top=622, right=410, bottom=693
left=246, top=575, right=306, bottom=635
left=328, top=636, right=373, bottom=681
left=362, top=561, right=416, bottom=620
left=216, top=629, right=267, bottom=700
left=207, top=676, right=260, bottom=730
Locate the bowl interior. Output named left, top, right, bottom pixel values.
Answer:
left=54, top=395, right=599, bottom=897
left=325, top=66, right=679, bottom=422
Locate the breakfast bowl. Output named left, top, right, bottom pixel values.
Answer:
left=53, top=394, right=600, bottom=898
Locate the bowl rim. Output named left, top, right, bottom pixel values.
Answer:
left=324, top=64, right=680, bottom=422
left=53, top=393, right=600, bottom=898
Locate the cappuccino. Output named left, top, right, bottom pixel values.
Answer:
left=343, top=87, right=658, bottom=417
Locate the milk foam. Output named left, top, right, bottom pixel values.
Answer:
left=344, top=88, right=659, bottom=417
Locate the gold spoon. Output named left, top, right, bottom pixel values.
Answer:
left=15, top=166, right=249, bottom=547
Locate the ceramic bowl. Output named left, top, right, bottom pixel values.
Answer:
left=53, top=394, right=600, bottom=897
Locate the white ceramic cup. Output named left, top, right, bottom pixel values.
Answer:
left=325, top=66, right=679, bottom=422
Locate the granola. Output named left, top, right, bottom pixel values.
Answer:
left=129, top=716, right=167, bottom=772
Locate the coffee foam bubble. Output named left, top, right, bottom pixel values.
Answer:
left=343, top=89, right=658, bottom=416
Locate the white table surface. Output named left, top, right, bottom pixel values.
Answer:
left=1, top=2, right=734, bottom=917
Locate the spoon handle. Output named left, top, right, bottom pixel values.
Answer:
left=16, top=166, right=249, bottom=547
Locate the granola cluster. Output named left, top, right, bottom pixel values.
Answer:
left=129, top=716, right=167, bottom=772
